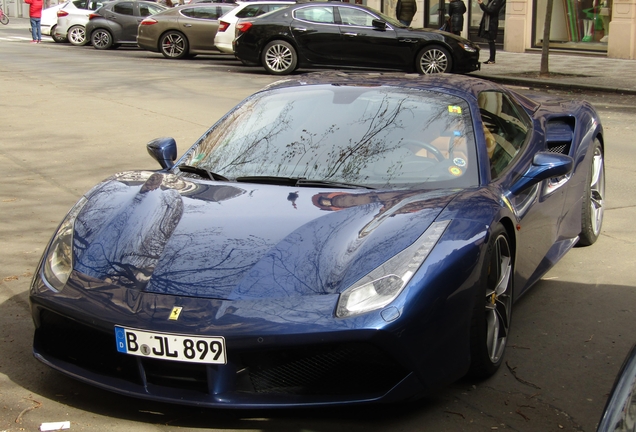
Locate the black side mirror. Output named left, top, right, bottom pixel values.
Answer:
left=508, top=152, right=573, bottom=195
left=147, top=137, right=177, bottom=169
left=372, top=19, right=387, bottom=30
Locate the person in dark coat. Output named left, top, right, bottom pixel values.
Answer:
left=448, top=0, right=466, bottom=35
left=477, top=0, right=505, bottom=64
left=396, top=0, right=417, bottom=26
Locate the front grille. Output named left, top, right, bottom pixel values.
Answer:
left=36, top=310, right=141, bottom=384
left=35, top=309, right=408, bottom=401
left=240, top=343, right=408, bottom=396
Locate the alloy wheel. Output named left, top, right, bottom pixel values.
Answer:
left=485, top=234, right=512, bottom=364
left=589, top=146, right=605, bottom=236
left=419, top=48, right=449, bottom=74
left=265, top=43, right=293, bottom=73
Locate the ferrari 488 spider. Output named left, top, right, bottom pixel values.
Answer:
left=30, top=72, right=605, bottom=408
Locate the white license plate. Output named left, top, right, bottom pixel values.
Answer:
left=114, top=326, right=226, bottom=364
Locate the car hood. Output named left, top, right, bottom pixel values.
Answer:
left=73, top=171, right=458, bottom=300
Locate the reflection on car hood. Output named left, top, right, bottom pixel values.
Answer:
left=73, top=171, right=458, bottom=300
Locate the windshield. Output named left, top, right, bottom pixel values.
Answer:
left=180, top=85, right=478, bottom=189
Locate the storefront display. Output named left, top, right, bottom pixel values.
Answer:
left=533, top=0, right=611, bottom=51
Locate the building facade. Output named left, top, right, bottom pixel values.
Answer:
left=370, top=0, right=636, bottom=58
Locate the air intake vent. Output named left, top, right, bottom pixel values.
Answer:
left=546, top=118, right=575, bottom=155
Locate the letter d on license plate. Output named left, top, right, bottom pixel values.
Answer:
left=115, top=326, right=226, bottom=364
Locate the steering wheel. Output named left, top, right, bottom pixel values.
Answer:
left=402, top=140, right=446, bottom=162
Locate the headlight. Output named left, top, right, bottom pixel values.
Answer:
left=41, top=196, right=88, bottom=292
left=336, top=220, right=450, bottom=318
left=461, top=43, right=477, bottom=52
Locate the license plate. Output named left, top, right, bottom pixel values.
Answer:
left=114, top=326, right=226, bottom=364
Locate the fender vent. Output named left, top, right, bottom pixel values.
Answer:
left=546, top=118, right=575, bottom=155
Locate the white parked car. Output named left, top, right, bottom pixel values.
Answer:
left=54, top=0, right=108, bottom=46
left=41, top=2, right=70, bottom=41
left=213, top=0, right=293, bottom=54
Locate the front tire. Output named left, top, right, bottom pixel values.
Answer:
left=160, top=31, right=188, bottom=59
left=261, top=40, right=297, bottom=75
left=468, top=223, right=513, bottom=379
left=68, top=25, right=88, bottom=46
left=577, top=139, right=605, bottom=246
left=91, top=29, right=113, bottom=50
left=415, top=45, right=452, bottom=74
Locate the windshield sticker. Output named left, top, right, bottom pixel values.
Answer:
left=448, top=106, right=462, bottom=114
left=192, top=153, right=205, bottom=164
left=449, top=166, right=463, bottom=176
left=453, top=158, right=467, bottom=167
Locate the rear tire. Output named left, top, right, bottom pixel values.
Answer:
left=68, top=25, right=88, bottom=46
left=261, top=40, right=297, bottom=75
left=51, top=25, right=67, bottom=42
left=468, top=223, right=513, bottom=379
left=577, top=139, right=605, bottom=246
left=415, top=45, right=452, bottom=74
left=91, top=29, right=113, bottom=50
left=0, top=14, right=9, bottom=25
left=160, top=31, right=189, bottom=59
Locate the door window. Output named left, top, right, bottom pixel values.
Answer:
left=140, top=3, right=164, bottom=16
left=113, top=2, right=134, bottom=15
left=294, top=6, right=336, bottom=24
left=477, top=91, right=530, bottom=179
left=338, top=7, right=376, bottom=26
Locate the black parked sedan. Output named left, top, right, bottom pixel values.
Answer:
left=87, top=0, right=166, bottom=49
left=233, top=2, right=480, bottom=75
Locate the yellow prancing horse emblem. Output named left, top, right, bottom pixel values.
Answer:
left=169, top=306, right=183, bottom=320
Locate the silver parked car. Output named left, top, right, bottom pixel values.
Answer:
left=54, top=0, right=108, bottom=46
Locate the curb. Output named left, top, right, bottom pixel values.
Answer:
left=471, top=73, right=636, bottom=95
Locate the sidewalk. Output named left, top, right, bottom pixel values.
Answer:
left=472, top=49, right=636, bottom=94
left=3, top=17, right=636, bottom=94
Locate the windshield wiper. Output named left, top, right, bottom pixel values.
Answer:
left=176, top=165, right=228, bottom=181
left=235, top=176, right=374, bottom=189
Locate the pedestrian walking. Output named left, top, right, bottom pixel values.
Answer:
left=396, top=0, right=417, bottom=26
left=449, top=0, right=466, bottom=36
left=25, top=0, right=44, bottom=43
left=477, top=0, right=505, bottom=64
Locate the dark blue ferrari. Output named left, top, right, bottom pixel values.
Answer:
left=30, top=72, right=605, bottom=408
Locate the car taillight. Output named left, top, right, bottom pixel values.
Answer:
left=236, top=21, right=252, bottom=34
left=218, top=20, right=229, bottom=32
left=57, top=9, right=69, bottom=17
left=88, top=13, right=100, bottom=20
left=140, top=18, right=157, bottom=25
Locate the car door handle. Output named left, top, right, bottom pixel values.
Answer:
left=292, top=27, right=307, bottom=32
left=343, top=32, right=358, bottom=36
left=183, top=24, right=192, bottom=27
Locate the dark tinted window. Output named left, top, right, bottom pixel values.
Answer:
left=235, top=4, right=288, bottom=18
left=294, top=6, right=335, bottom=24
left=478, top=91, right=530, bottom=179
left=72, top=0, right=88, bottom=8
left=140, top=2, right=164, bottom=16
left=181, top=5, right=228, bottom=19
left=113, top=2, right=134, bottom=15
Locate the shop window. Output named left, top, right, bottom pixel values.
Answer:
left=533, top=0, right=609, bottom=52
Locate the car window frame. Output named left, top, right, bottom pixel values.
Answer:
left=477, top=90, right=533, bottom=181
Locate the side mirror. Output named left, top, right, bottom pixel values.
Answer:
left=372, top=19, right=387, bottom=30
left=147, top=137, right=177, bottom=169
left=508, top=152, right=573, bottom=195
